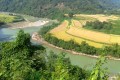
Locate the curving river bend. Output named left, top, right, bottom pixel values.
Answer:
left=0, top=16, right=120, bottom=75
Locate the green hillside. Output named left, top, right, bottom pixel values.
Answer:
left=0, top=0, right=120, bottom=19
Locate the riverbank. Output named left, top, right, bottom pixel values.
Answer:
left=0, top=12, right=49, bottom=29
left=32, top=32, right=120, bottom=61
left=1, top=20, right=49, bottom=29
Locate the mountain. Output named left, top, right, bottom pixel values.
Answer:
left=0, top=0, right=120, bottom=19
left=98, top=0, right=120, bottom=10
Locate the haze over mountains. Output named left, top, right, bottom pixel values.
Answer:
left=0, top=0, right=120, bottom=18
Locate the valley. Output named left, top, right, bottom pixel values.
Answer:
left=0, top=0, right=120, bottom=79
left=0, top=13, right=120, bottom=75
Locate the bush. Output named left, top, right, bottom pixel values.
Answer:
left=84, top=20, right=112, bottom=30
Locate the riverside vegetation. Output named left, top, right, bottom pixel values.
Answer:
left=0, top=30, right=111, bottom=80
left=49, top=14, right=120, bottom=48
left=39, top=21, right=120, bottom=58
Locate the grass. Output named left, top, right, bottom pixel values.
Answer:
left=0, top=13, right=24, bottom=23
left=22, top=15, right=40, bottom=22
left=109, top=20, right=120, bottom=35
left=73, top=15, right=96, bottom=21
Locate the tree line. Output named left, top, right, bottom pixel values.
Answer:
left=43, top=33, right=98, bottom=55
left=1, top=30, right=120, bottom=79
left=0, top=0, right=120, bottom=19
left=39, top=23, right=120, bottom=58
left=84, top=20, right=112, bottom=31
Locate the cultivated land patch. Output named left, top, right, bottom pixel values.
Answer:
left=0, top=13, right=24, bottom=23
left=75, top=14, right=119, bottom=22
left=72, top=20, right=83, bottom=28
left=50, top=20, right=104, bottom=48
left=50, top=14, right=120, bottom=48
left=67, top=27, right=110, bottom=43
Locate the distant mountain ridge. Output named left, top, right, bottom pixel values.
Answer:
left=0, top=0, right=120, bottom=18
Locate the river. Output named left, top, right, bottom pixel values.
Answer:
left=0, top=16, right=120, bottom=75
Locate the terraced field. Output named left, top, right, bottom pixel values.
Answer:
left=50, top=14, right=120, bottom=48
left=50, top=20, right=104, bottom=48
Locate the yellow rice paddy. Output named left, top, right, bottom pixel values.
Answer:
left=50, top=14, right=120, bottom=48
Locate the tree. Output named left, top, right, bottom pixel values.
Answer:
left=89, top=56, right=108, bottom=80
left=1, top=30, right=111, bottom=80
left=104, top=44, right=120, bottom=58
left=16, top=29, right=31, bottom=47
left=0, top=30, right=33, bottom=79
left=47, top=53, right=70, bottom=80
left=68, top=12, right=74, bottom=18
left=0, top=22, right=4, bottom=26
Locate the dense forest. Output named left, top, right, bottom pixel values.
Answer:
left=0, top=0, right=120, bottom=19
left=0, top=30, right=111, bottom=80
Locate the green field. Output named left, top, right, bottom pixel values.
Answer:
left=0, top=13, right=24, bottom=23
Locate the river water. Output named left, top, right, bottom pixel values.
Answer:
left=0, top=19, right=120, bottom=74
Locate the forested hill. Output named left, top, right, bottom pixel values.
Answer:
left=0, top=0, right=120, bottom=19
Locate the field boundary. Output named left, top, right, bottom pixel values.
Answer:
left=65, top=30, right=112, bottom=46
left=32, top=32, right=120, bottom=61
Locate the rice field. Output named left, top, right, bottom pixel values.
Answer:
left=75, top=14, right=119, bottom=22
left=72, top=20, right=83, bottom=28
left=50, top=14, right=120, bottom=48
left=67, top=27, right=110, bottom=43
left=50, top=20, right=104, bottom=48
